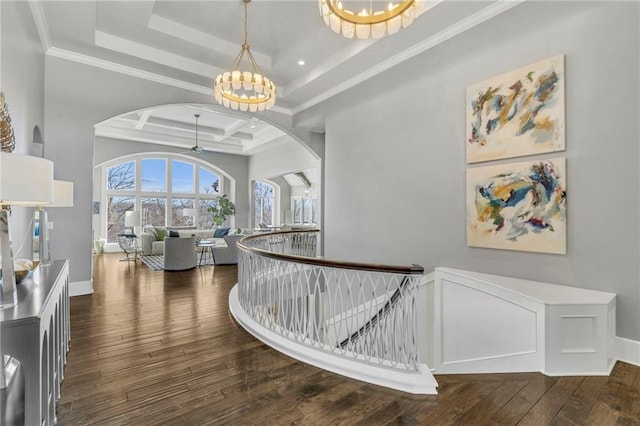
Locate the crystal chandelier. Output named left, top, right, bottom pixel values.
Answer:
left=319, top=0, right=424, bottom=39
left=213, top=0, right=276, bottom=112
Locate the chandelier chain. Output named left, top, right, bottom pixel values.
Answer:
left=243, top=0, right=248, bottom=47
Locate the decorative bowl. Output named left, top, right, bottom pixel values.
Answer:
left=15, top=260, right=39, bottom=283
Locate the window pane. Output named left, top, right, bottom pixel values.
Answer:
left=303, top=199, right=311, bottom=224
left=141, top=197, right=166, bottom=228
left=254, top=182, right=274, bottom=227
left=171, top=198, right=195, bottom=227
left=172, top=160, right=194, bottom=193
left=106, top=161, right=135, bottom=191
left=312, top=199, right=318, bottom=224
left=293, top=199, right=302, bottom=224
left=141, top=159, right=166, bottom=192
left=198, top=200, right=215, bottom=229
left=106, top=196, right=134, bottom=243
left=200, top=168, right=220, bottom=194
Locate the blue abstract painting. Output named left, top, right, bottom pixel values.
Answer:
left=467, top=158, right=567, bottom=254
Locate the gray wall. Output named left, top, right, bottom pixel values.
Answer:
left=317, top=2, right=640, bottom=340
left=1, top=1, right=45, bottom=258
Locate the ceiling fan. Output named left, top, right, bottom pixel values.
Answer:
left=184, top=113, right=210, bottom=154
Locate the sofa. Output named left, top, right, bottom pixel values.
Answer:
left=212, top=234, right=244, bottom=265
left=140, top=227, right=247, bottom=265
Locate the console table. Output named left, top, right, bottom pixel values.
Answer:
left=1, top=260, right=70, bottom=425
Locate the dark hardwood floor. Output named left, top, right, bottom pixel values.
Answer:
left=58, top=253, right=640, bottom=425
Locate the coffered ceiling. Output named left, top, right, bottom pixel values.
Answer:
left=29, top=0, right=524, bottom=154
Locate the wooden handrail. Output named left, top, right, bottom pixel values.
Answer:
left=237, top=230, right=424, bottom=275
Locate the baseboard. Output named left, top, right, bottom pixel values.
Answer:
left=613, top=336, right=640, bottom=367
left=70, top=279, right=93, bottom=296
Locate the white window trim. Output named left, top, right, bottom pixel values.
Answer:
left=100, top=153, right=230, bottom=243
left=254, top=180, right=279, bottom=228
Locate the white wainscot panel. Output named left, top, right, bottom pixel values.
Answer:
left=441, top=279, right=537, bottom=363
left=433, top=268, right=615, bottom=376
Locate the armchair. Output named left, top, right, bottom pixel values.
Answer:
left=164, top=237, right=196, bottom=271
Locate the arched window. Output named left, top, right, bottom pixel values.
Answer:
left=254, top=181, right=275, bottom=227
left=103, top=155, right=223, bottom=243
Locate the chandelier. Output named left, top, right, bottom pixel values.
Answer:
left=213, top=0, right=276, bottom=112
left=319, top=0, right=424, bottom=39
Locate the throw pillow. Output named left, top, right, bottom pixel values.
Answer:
left=169, top=230, right=180, bottom=238
left=153, top=227, right=168, bottom=241
left=213, top=227, right=230, bottom=238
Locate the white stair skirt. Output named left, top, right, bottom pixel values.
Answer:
left=433, top=268, right=616, bottom=376
left=229, top=285, right=438, bottom=395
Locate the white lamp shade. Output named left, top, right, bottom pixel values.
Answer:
left=0, top=152, right=54, bottom=205
left=51, top=180, right=74, bottom=207
left=124, top=211, right=140, bottom=227
left=182, top=208, right=197, bottom=217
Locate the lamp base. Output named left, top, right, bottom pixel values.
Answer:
left=0, top=209, right=17, bottom=309
left=0, top=288, right=17, bottom=310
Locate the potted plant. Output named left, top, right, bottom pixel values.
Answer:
left=208, top=194, right=236, bottom=227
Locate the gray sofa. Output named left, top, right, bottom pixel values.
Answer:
left=141, top=229, right=217, bottom=256
left=141, top=228, right=246, bottom=265
left=212, top=234, right=244, bottom=265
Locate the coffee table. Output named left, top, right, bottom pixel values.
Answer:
left=196, top=239, right=227, bottom=266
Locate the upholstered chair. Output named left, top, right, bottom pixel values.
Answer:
left=163, top=237, right=196, bottom=271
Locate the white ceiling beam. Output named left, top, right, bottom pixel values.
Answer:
left=145, top=116, right=226, bottom=137
left=223, top=119, right=252, bottom=140
left=135, top=110, right=153, bottom=130
left=95, top=126, right=245, bottom=154
left=95, top=31, right=221, bottom=77
left=147, top=13, right=272, bottom=70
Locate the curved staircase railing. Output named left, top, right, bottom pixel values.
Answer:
left=229, top=230, right=438, bottom=394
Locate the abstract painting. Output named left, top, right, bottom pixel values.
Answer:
left=466, top=55, right=565, bottom=163
left=467, top=158, right=566, bottom=254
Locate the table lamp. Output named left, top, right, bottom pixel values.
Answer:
left=124, top=210, right=140, bottom=234
left=0, top=152, right=54, bottom=309
left=34, top=180, right=74, bottom=266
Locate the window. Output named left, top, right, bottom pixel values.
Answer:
left=254, top=182, right=274, bottom=227
left=142, top=197, right=166, bottom=228
left=106, top=161, right=135, bottom=191
left=200, top=168, right=220, bottom=195
left=198, top=200, right=216, bottom=229
left=171, top=198, right=195, bottom=227
left=106, top=196, right=134, bottom=242
left=103, top=155, right=223, bottom=243
left=292, top=195, right=317, bottom=225
left=172, top=160, right=194, bottom=193
left=141, top=159, right=166, bottom=192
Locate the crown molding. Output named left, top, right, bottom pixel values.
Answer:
left=95, top=30, right=222, bottom=78
left=45, top=47, right=293, bottom=116
left=290, top=0, right=526, bottom=115
left=28, top=0, right=52, bottom=52
left=47, top=47, right=213, bottom=94
left=148, top=13, right=272, bottom=70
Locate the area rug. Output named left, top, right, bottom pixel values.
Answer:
left=141, top=255, right=164, bottom=271
left=140, top=255, right=217, bottom=271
